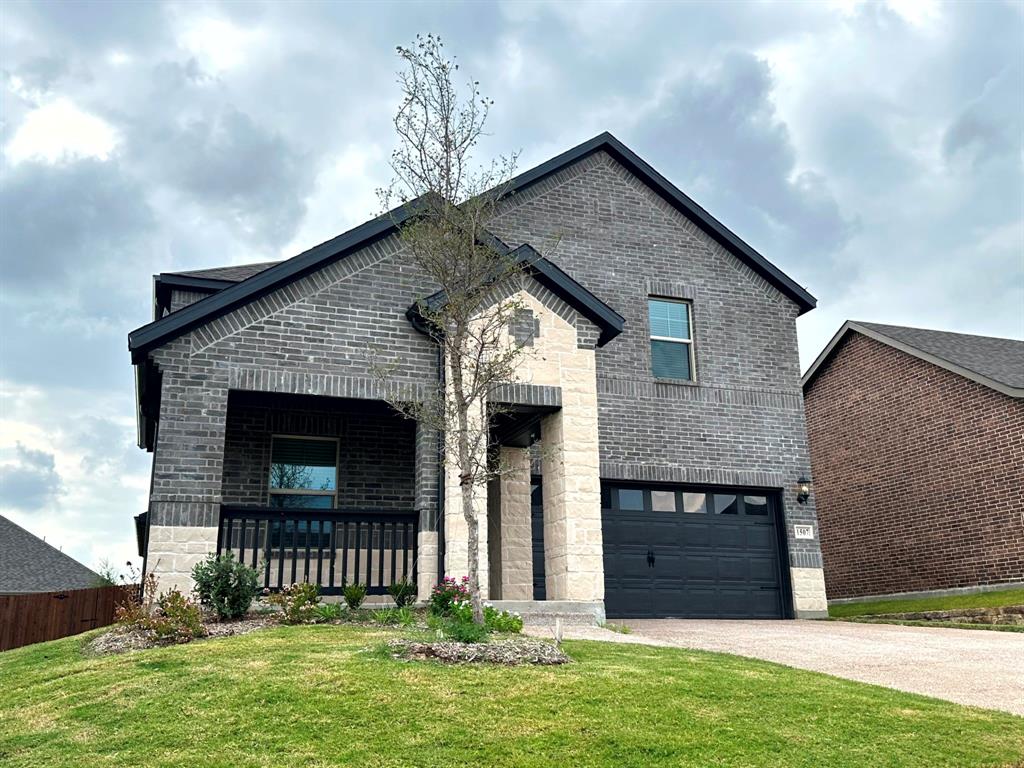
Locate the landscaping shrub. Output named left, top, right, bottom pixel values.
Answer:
left=372, top=606, right=416, bottom=627
left=429, top=576, right=470, bottom=616
left=343, top=582, right=368, bottom=610
left=155, top=590, right=206, bottom=640
left=115, top=585, right=206, bottom=644
left=439, top=616, right=489, bottom=643
left=387, top=577, right=417, bottom=607
left=315, top=603, right=344, bottom=622
left=269, top=582, right=321, bottom=624
left=191, top=553, right=260, bottom=620
left=484, top=606, right=523, bottom=634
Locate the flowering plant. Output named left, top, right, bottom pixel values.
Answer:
left=429, top=576, right=471, bottom=617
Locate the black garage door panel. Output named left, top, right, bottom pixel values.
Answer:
left=603, top=487, right=786, bottom=619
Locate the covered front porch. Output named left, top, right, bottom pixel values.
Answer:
left=208, top=389, right=430, bottom=598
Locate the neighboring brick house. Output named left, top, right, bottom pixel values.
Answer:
left=128, top=133, right=827, bottom=620
left=802, top=321, right=1024, bottom=600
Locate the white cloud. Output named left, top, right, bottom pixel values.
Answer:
left=176, top=15, right=267, bottom=74
left=4, top=98, right=119, bottom=165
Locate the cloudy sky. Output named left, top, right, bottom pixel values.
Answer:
left=1, top=0, right=1021, bottom=574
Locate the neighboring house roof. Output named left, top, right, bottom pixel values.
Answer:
left=802, top=320, right=1024, bottom=398
left=0, top=515, right=101, bottom=594
left=129, top=132, right=816, bottom=362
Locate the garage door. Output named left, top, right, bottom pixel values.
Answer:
left=602, top=485, right=787, bottom=619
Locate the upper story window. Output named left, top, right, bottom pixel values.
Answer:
left=649, top=298, right=694, bottom=381
left=269, top=436, right=339, bottom=509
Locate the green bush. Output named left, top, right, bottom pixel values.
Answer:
left=484, top=606, right=523, bottom=634
left=269, top=582, right=321, bottom=624
left=115, top=587, right=206, bottom=644
left=155, top=590, right=206, bottom=640
left=343, top=582, right=368, bottom=610
left=440, top=616, right=489, bottom=643
left=191, top=553, right=260, bottom=620
left=387, top=577, right=417, bottom=607
left=315, top=603, right=344, bottom=622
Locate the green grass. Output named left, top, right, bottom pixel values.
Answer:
left=829, top=588, right=1024, bottom=619
left=1, top=626, right=1022, bottom=767
left=838, top=617, right=1024, bottom=633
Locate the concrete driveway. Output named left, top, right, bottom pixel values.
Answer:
left=541, top=619, right=1024, bottom=716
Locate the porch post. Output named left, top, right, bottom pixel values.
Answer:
left=414, top=421, right=440, bottom=600
left=497, top=446, right=533, bottom=600
left=539, top=381, right=603, bottom=602
left=146, top=347, right=228, bottom=594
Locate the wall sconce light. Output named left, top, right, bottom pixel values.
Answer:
left=796, top=477, right=811, bottom=505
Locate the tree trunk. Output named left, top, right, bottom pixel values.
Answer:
left=450, top=336, right=486, bottom=626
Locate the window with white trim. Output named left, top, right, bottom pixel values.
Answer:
left=649, top=298, right=694, bottom=381
left=268, top=436, right=339, bottom=509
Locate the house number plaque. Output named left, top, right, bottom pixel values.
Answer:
left=793, top=525, right=814, bottom=540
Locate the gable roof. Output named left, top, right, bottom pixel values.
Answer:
left=802, top=320, right=1024, bottom=398
left=408, top=243, right=625, bottom=346
left=129, top=132, right=816, bottom=362
left=0, top=515, right=101, bottom=594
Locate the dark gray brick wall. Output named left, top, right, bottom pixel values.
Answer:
left=222, top=401, right=415, bottom=511
left=145, top=148, right=821, bottom=570
left=490, top=150, right=821, bottom=568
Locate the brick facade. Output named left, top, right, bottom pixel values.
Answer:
left=490, top=152, right=821, bottom=573
left=139, top=147, right=824, bottom=611
left=804, top=331, right=1024, bottom=599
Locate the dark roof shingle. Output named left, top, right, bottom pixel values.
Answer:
left=803, top=321, right=1024, bottom=397
left=166, top=261, right=282, bottom=283
left=855, top=322, right=1024, bottom=390
left=0, top=515, right=101, bottom=594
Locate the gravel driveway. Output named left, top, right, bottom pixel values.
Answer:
left=532, top=619, right=1024, bottom=716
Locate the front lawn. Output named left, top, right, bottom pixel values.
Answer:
left=1, top=626, right=1022, bottom=767
left=829, top=588, right=1024, bottom=618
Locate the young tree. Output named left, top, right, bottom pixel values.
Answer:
left=375, top=34, right=529, bottom=625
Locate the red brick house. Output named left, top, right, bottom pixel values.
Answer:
left=802, top=321, right=1024, bottom=600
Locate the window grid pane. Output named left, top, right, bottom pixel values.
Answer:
left=648, top=299, right=690, bottom=340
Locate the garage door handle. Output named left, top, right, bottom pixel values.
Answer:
left=646, top=549, right=655, bottom=567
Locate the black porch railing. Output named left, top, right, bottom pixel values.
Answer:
left=217, top=506, right=418, bottom=596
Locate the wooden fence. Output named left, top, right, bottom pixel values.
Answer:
left=0, top=585, right=136, bottom=652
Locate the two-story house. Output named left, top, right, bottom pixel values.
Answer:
left=128, top=133, right=827, bottom=621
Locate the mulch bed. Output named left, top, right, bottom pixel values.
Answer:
left=386, top=637, right=570, bottom=666
left=85, top=615, right=279, bottom=656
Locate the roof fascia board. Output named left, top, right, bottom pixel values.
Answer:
left=802, top=321, right=1023, bottom=398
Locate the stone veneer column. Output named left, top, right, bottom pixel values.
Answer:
left=497, top=446, right=533, bottom=600
left=414, top=421, right=440, bottom=600
left=790, top=566, right=828, bottom=617
left=444, top=469, right=489, bottom=599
